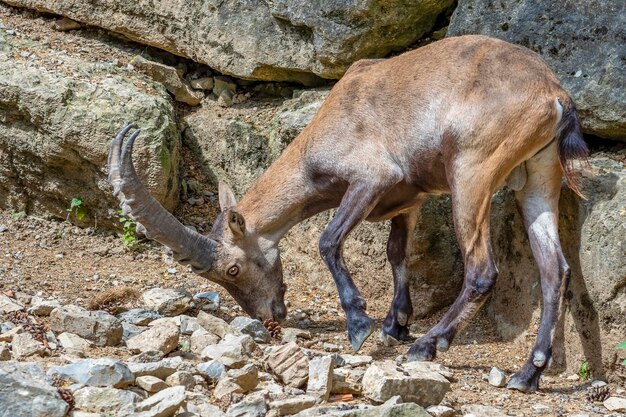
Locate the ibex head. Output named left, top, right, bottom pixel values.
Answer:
left=109, top=124, right=287, bottom=321
left=205, top=182, right=287, bottom=321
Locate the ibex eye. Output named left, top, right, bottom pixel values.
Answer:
left=228, top=266, right=239, bottom=276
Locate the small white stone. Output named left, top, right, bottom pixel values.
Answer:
left=488, top=367, right=507, bottom=387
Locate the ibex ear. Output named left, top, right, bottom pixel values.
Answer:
left=219, top=181, right=237, bottom=211
left=228, top=211, right=246, bottom=237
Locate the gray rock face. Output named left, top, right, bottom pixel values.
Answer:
left=4, top=0, right=455, bottom=83
left=0, top=365, right=68, bottom=417
left=50, top=305, right=122, bottom=346
left=362, top=360, right=450, bottom=407
left=0, top=31, right=180, bottom=224
left=227, top=392, right=268, bottom=417
left=448, top=0, right=626, bottom=141
left=49, top=357, right=134, bottom=388
left=230, top=316, right=271, bottom=343
left=142, top=288, right=192, bottom=316
left=133, top=56, right=203, bottom=106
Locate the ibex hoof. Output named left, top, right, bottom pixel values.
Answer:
left=407, top=337, right=437, bottom=362
left=347, top=314, right=376, bottom=352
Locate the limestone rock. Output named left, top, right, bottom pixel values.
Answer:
left=201, top=334, right=255, bottom=368
left=0, top=294, right=23, bottom=313
left=215, top=364, right=259, bottom=398
left=127, top=356, right=184, bottom=380
left=331, top=368, right=364, bottom=395
left=333, top=354, right=372, bottom=368
left=51, top=16, right=81, bottom=31
left=196, top=311, right=231, bottom=338
left=136, top=375, right=169, bottom=393
left=226, top=392, right=267, bottom=417
left=3, top=0, right=455, bottom=82
left=427, top=405, right=456, bottom=417
left=196, top=360, right=226, bottom=382
left=142, top=288, right=192, bottom=316
left=50, top=305, right=122, bottom=347
left=73, top=386, right=141, bottom=414
left=192, top=291, right=220, bottom=311
left=49, top=357, right=134, bottom=388
left=306, top=356, right=334, bottom=402
left=184, top=392, right=227, bottom=417
left=270, top=395, right=316, bottom=416
left=126, top=320, right=180, bottom=355
left=230, top=316, right=271, bottom=343
left=0, top=364, right=68, bottom=417
left=0, top=33, right=180, bottom=225
left=604, top=397, right=626, bottom=412
left=448, top=0, right=625, bottom=141
left=282, top=328, right=311, bottom=344
left=362, top=360, right=450, bottom=407
left=190, top=328, right=220, bottom=355
left=11, top=332, right=45, bottom=358
left=292, top=402, right=431, bottom=417
left=190, top=77, right=214, bottom=91
left=118, top=309, right=162, bottom=326
left=58, top=332, right=91, bottom=356
left=133, top=56, right=203, bottom=106
left=27, top=296, right=61, bottom=316
left=488, top=367, right=507, bottom=388
left=267, top=342, right=310, bottom=388
left=133, top=385, right=186, bottom=417
left=0, top=342, right=11, bottom=360
left=165, top=371, right=195, bottom=390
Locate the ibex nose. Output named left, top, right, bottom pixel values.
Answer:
left=272, top=301, right=288, bottom=322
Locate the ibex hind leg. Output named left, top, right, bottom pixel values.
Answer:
left=508, top=141, right=570, bottom=392
left=408, top=171, right=498, bottom=362
left=381, top=210, right=419, bottom=345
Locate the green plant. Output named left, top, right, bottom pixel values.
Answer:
left=66, top=197, right=86, bottom=223
left=10, top=211, right=25, bottom=220
left=117, top=210, right=137, bottom=248
left=618, top=340, right=626, bottom=365
left=578, top=360, right=590, bottom=380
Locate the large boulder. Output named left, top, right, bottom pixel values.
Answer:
left=447, top=0, right=626, bottom=141
left=0, top=30, right=180, bottom=226
left=3, top=0, right=455, bottom=83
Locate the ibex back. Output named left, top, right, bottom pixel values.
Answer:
left=109, top=35, right=588, bottom=392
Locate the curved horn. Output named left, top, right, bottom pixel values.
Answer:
left=109, top=124, right=216, bottom=273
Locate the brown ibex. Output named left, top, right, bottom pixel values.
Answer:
left=109, top=35, right=588, bottom=392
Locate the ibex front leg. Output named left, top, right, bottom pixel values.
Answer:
left=409, top=178, right=498, bottom=361
left=320, top=178, right=400, bottom=351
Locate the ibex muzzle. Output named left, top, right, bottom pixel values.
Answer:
left=109, top=35, right=588, bottom=393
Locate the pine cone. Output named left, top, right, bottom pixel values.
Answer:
left=57, top=388, right=75, bottom=410
left=263, top=319, right=282, bottom=339
left=6, top=311, right=48, bottom=344
left=587, top=385, right=611, bottom=402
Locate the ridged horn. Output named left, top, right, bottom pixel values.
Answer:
left=108, top=123, right=216, bottom=273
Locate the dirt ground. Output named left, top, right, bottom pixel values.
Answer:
left=0, top=3, right=624, bottom=416
left=0, top=208, right=618, bottom=417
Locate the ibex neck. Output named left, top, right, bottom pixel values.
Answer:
left=236, top=146, right=329, bottom=242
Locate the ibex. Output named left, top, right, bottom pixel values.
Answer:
left=109, top=35, right=588, bottom=392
